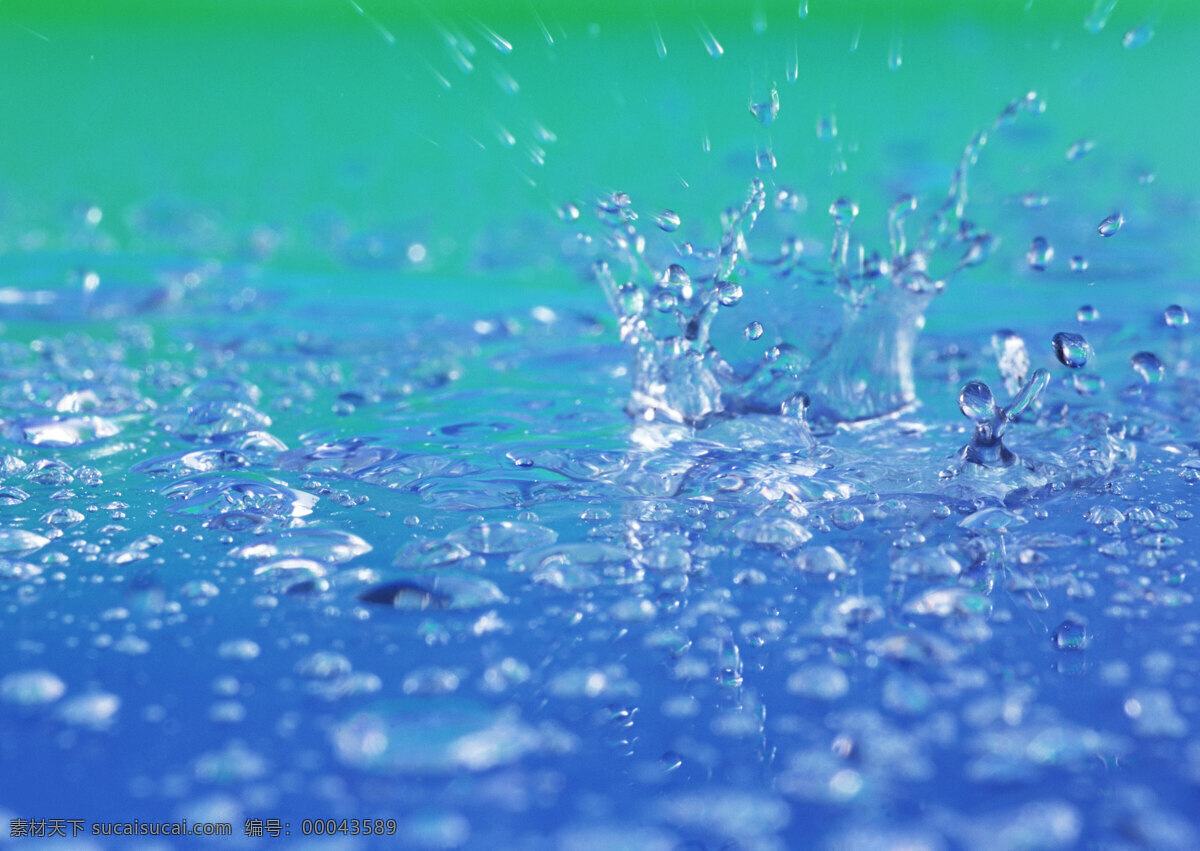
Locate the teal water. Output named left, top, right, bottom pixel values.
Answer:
left=1, top=2, right=1200, bottom=848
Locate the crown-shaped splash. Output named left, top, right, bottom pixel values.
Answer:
left=588, top=92, right=1045, bottom=432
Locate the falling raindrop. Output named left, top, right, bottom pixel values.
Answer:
left=749, top=87, right=780, bottom=126
left=1123, top=21, right=1154, bottom=49
left=1097, top=213, right=1123, bottom=237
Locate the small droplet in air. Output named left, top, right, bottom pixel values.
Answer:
left=1097, top=213, right=1124, bottom=237
left=1027, top=236, right=1053, bottom=270
left=749, top=87, right=780, bottom=126
left=780, top=392, right=808, bottom=419
left=698, top=22, right=723, bottom=58
left=958, top=381, right=998, bottom=423
left=787, top=41, right=799, bottom=83
left=798, top=0, right=809, bottom=18
left=477, top=21, right=513, bottom=54
left=887, top=33, right=902, bottom=70
left=1123, top=22, right=1154, bottom=49
left=1073, top=373, right=1105, bottom=395
left=1069, top=256, right=1088, bottom=273
left=816, top=114, right=838, bottom=141
left=1077, top=305, right=1100, bottom=323
left=1163, top=304, right=1190, bottom=327
left=717, top=282, right=743, bottom=307
left=829, top=198, right=859, bottom=227
left=653, top=292, right=678, bottom=313
left=655, top=210, right=681, bottom=232
left=558, top=203, right=580, bottom=222
left=1084, top=0, right=1118, bottom=34
left=756, top=147, right=777, bottom=172
left=1131, top=351, right=1164, bottom=383
left=1066, top=139, right=1094, bottom=162
left=745, top=321, right=764, bottom=341
left=1053, top=332, right=1092, bottom=369
left=1020, top=192, right=1050, bottom=209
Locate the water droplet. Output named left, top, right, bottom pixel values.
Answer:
left=816, top=114, right=838, bottom=141
left=1066, top=139, right=1095, bottom=162
left=717, top=281, right=743, bottom=307
left=1098, top=212, right=1124, bottom=237
left=993, top=330, right=1030, bottom=396
left=697, top=22, right=723, bottom=58
left=1164, top=304, right=1190, bottom=327
left=1052, top=332, right=1092, bottom=369
left=1077, top=304, right=1100, bottom=323
left=745, top=321, right=764, bottom=341
left=1052, top=614, right=1090, bottom=651
left=1026, top=236, right=1053, bottom=270
left=1131, top=351, right=1164, bottom=383
left=755, top=147, right=777, bottom=172
left=1069, top=255, right=1089, bottom=272
left=829, top=197, right=859, bottom=227
left=1085, top=0, right=1119, bottom=33
left=959, top=381, right=997, bottom=422
left=749, top=87, right=780, bottom=127
left=1020, top=192, right=1050, bottom=209
left=654, top=210, right=681, bottom=232
left=887, top=33, right=902, bottom=70
left=830, top=506, right=865, bottom=531
left=1072, top=373, right=1105, bottom=395
left=1123, top=21, right=1154, bottom=49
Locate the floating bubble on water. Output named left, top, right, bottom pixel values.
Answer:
left=1026, top=236, right=1053, bottom=270
left=57, top=691, right=120, bottom=729
left=830, top=505, right=864, bottom=530
left=1123, top=21, right=1155, bottom=49
left=1131, top=351, right=1165, bottom=383
left=891, top=550, right=963, bottom=578
left=1163, top=304, right=1190, bottom=327
left=1097, top=212, right=1124, bottom=237
left=733, top=516, right=811, bottom=548
left=787, top=664, right=849, bottom=700
left=296, top=651, right=353, bottom=679
left=0, top=528, right=51, bottom=557
left=0, top=670, right=66, bottom=706
left=744, top=321, right=764, bottom=341
left=1085, top=0, right=1119, bottom=33
left=654, top=210, right=680, bottom=232
left=161, top=472, right=317, bottom=519
left=1066, top=139, right=1095, bottom=162
left=361, top=573, right=506, bottom=610
left=748, top=86, right=780, bottom=126
left=1125, top=689, right=1187, bottom=737
left=792, top=545, right=850, bottom=575
left=1052, top=331, right=1092, bottom=369
left=229, top=529, right=371, bottom=563
left=445, top=521, right=557, bottom=555
left=332, top=699, right=543, bottom=774
left=218, top=639, right=261, bottom=661
left=1052, top=614, right=1090, bottom=651
left=1077, top=304, right=1100, bottom=323
left=3, top=415, right=119, bottom=447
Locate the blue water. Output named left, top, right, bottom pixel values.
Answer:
left=3, top=5, right=1200, bottom=851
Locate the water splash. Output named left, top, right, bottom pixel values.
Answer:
left=588, top=92, right=1045, bottom=432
